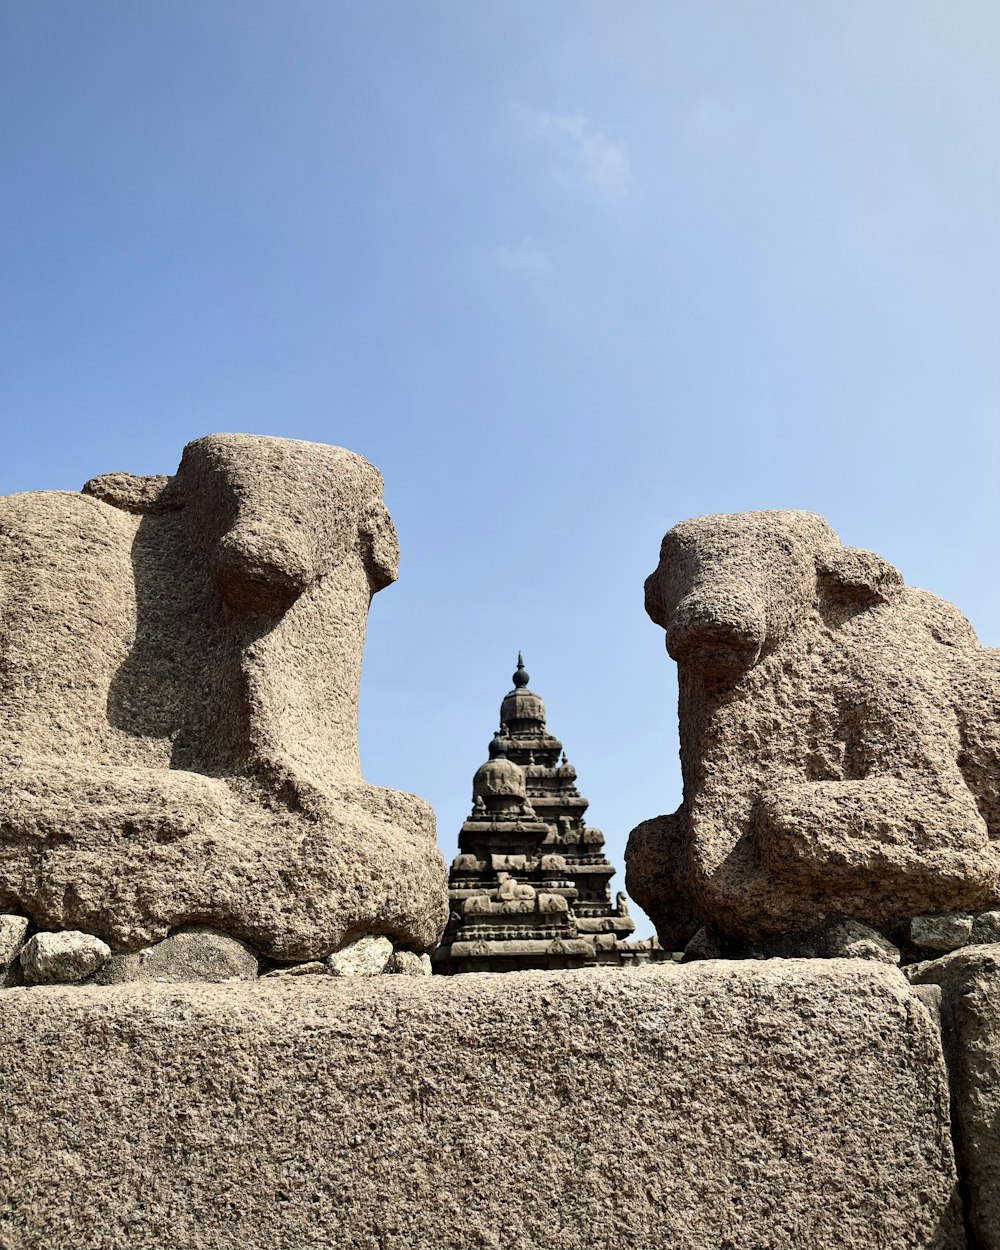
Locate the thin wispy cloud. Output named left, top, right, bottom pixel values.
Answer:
left=512, top=105, right=632, bottom=201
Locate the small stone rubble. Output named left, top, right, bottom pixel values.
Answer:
left=20, top=931, right=111, bottom=985
left=327, top=934, right=393, bottom=977
left=95, top=927, right=259, bottom=985
left=678, top=908, right=1000, bottom=968
left=0, top=916, right=432, bottom=987
left=910, top=912, right=973, bottom=952
left=0, top=914, right=29, bottom=985
left=261, top=961, right=327, bottom=978
left=0, top=901, right=967, bottom=987
left=388, top=949, right=433, bottom=976
left=827, top=918, right=901, bottom=965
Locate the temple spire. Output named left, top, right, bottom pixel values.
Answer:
left=434, top=657, right=665, bottom=973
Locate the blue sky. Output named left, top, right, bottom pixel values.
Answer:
left=2, top=3, right=998, bottom=935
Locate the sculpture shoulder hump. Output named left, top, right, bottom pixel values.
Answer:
left=0, top=487, right=136, bottom=537
left=904, top=586, right=982, bottom=650
left=81, top=473, right=184, bottom=514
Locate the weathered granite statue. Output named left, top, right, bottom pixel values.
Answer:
left=0, top=434, right=448, bottom=966
left=627, top=510, right=1000, bottom=951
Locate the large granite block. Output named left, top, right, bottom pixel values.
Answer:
left=0, top=962, right=961, bottom=1249
left=910, top=944, right=1000, bottom=1249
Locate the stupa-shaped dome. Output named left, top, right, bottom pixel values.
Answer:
left=472, top=731, right=526, bottom=803
left=500, top=652, right=546, bottom=729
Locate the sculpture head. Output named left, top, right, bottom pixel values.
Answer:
left=85, top=433, right=400, bottom=618
left=644, top=510, right=903, bottom=681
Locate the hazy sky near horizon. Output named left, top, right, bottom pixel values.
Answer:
left=2, top=3, right=998, bottom=935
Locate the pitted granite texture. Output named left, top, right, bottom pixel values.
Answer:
left=0, top=434, right=448, bottom=961
left=93, top=926, right=258, bottom=984
left=627, top=510, right=1000, bottom=948
left=19, top=929, right=109, bottom=984
left=0, top=916, right=27, bottom=971
left=909, top=944, right=1000, bottom=1250
left=0, top=962, right=962, bottom=1250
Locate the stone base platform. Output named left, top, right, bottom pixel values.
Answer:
left=0, top=962, right=962, bottom=1250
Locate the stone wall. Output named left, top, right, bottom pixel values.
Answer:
left=4, top=468, right=1000, bottom=1248
left=910, top=946, right=1000, bottom=1250
left=0, top=963, right=963, bottom=1250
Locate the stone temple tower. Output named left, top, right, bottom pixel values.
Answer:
left=434, top=655, right=664, bottom=973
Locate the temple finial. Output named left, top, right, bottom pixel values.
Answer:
left=513, top=651, right=529, bottom=688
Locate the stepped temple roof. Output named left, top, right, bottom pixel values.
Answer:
left=433, top=655, right=666, bottom=973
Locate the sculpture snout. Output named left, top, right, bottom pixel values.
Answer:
left=211, top=527, right=313, bottom=617
left=665, top=592, right=767, bottom=679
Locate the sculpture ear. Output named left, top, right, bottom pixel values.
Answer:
left=816, top=546, right=903, bottom=604
left=358, top=501, right=399, bottom=591
left=82, top=473, right=185, bottom=514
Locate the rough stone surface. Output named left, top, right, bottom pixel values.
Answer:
left=909, top=944, right=1000, bottom=1249
left=0, top=915, right=28, bottom=970
left=627, top=510, right=1000, bottom=946
left=0, top=434, right=448, bottom=960
left=261, top=961, right=326, bottom=978
left=94, top=927, right=259, bottom=984
left=911, top=982, right=944, bottom=1021
left=390, top=949, right=432, bottom=976
left=19, top=930, right=110, bottom=985
left=827, top=919, right=901, bottom=965
left=683, top=918, right=902, bottom=966
left=0, top=963, right=962, bottom=1249
left=0, top=915, right=29, bottom=987
left=326, top=933, right=394, bottom=977
left=681, top=926, right=722, bottom=962
left=972, top=910, right=1000, bottom=945
left=911, top=913, right=974, bottom=952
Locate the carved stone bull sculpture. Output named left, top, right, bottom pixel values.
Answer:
left=626, top=510, right=1000, bottom=948
left=0, top=434, right=448, bottom=960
